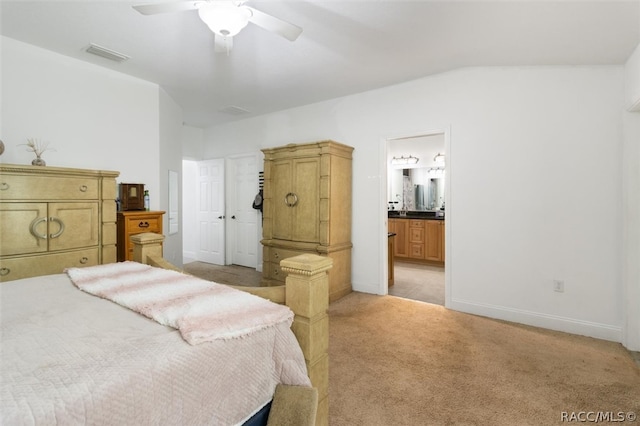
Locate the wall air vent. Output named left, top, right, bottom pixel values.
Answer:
left=86, top=43, right=130, bottom=63
left=219, top=106, right=250, bottom=115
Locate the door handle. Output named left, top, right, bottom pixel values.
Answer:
left=231, top=215, right=236, bottom=219
left=218, top=215, right=225, bottom=219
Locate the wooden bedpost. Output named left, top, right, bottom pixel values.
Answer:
left=130, top=232, right=165, bottom=265
left=280, top=254, right=332, bottom=426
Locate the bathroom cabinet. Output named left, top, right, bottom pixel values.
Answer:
left=388, top=217, right=444, bottom=265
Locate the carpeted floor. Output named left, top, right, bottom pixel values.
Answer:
left=328, top=292, right=640, bottom=426
left=180, top=261, right=640, bottom=424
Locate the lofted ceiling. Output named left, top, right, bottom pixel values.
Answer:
left=1, top=0, right=639, bottom=128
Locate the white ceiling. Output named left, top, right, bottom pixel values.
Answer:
left=2, top=1, right=639, bottom=128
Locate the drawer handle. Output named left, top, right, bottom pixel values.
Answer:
left=49, top=217, right=65, bottom=239
left=138, top=221, right=150, bottom=228
left=30, top=217, right=48, bottom=240
left=0, top=182, right=9, bottom=191
left=79, top=185, right=88, bottom=192
left=0, top=267, right=10, bottom=276
left=274, top=252, right=279, bottom=259
left=79, top=257, right=88, bottom=264
left=284, top=192, right=298, bottom=207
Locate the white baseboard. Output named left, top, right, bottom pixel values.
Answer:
left=354, top=282, right=386, bottom=296
left=182, top=251, right=196, bottom=264
left=449, top=298, right=623, bottom=343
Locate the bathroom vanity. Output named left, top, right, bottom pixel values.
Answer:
left=388, top=212, right=444, bottom=265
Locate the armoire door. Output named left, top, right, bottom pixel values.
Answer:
left=272, top=157, right=320, bottom=243
left=272, top=159, right=293, bottom=241
left=291, top=157, right=320, bottom=242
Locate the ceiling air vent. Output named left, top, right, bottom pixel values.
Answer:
left=86, top=43, right=130, bottom=63
left=219, top=106, right=250, bottom=116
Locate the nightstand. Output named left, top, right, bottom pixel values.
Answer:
left=117, top=210, right=165, bottom=261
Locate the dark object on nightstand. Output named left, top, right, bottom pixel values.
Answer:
left=119, top=183, right=145, bottom=211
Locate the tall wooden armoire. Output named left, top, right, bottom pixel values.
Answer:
left=261, top=140, right=353, bottom=302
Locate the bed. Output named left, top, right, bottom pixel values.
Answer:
left=0, top=232, right=330, bottom=426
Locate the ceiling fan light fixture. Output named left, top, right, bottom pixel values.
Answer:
left=198, top=3, right=251, bottom=37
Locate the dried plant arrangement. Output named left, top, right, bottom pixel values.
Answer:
left=20, top=138, right=55, bottom=166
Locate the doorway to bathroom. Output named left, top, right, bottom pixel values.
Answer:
left=386, top=132, right=446, bottom=306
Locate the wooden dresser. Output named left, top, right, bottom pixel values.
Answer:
left=0, top=164, right=119, bottom=282
left=117, top=210, right=165, bottom=261
left=261, top=140, right=353, bottom=302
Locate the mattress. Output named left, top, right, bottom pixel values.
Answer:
left=0, top=273, right=310, bottom=425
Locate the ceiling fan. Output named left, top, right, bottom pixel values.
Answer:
left=132, top=0, right=303, bottom=53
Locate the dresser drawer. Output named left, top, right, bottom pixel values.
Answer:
left=125, top=216, right=162, bottom=233
left=269, top=247, right=307, bottom=263
left=266, top=262, right=287, bottom=283
left=0, top=175, right=98, bottom=200
left=0, top=248, right=99, bottom=282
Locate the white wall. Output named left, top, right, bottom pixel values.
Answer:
left=1, top=37, right=160, bottom=189
left=182, top=125, right=205, bottom=160
left=623, top=43, right=640, bottom=350
left=159, top=88, right=184, bottom=267
left=1, top=36, right=183, bottom=264
left=182, top=159, right=199, bottom=262
left=204, top=66, right=628, bottom=343
left=625, top=43, right=640, bottom=111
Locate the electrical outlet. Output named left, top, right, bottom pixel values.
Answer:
left=553, top=279, right=565, bottom=293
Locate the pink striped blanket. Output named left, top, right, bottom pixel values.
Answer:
left=65, top=261, right=294, bottom=345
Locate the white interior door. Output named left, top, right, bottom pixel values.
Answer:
left=228, top=154, right=259, bottom=268
left=196, top=159, right=225, bottom=265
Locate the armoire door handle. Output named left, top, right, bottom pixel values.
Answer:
left=284, top=192, right=298, bottom=207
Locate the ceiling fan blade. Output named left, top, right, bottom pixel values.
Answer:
left=214, top=33, right=233, bottom=54
left=246, top=6, right=302, bottom=41
left=132, top=1, right=203, bottom=16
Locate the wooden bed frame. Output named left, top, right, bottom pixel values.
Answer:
left=131, top=233, right=330, bottom=426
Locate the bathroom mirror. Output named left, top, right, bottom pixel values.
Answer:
left=389, top=167, right=445, bottom=211
left=387, top=133, right=446, bottom=211
left=168, top=170, right=179, bottom=235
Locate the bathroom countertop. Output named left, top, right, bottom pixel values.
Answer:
left=388, top=211, right=444, bottom=220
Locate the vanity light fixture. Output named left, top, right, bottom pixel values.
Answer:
left=433, top=152, right=445, bottom=163
left=391, top=155, right=419, bottom=165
